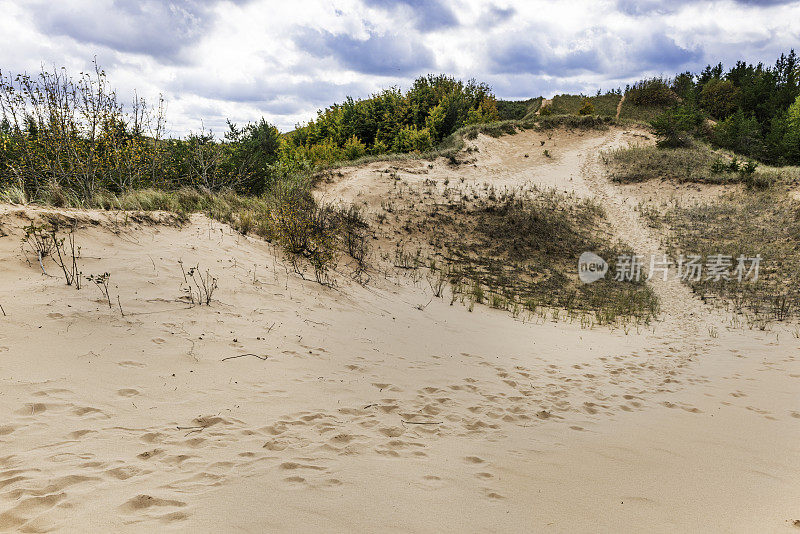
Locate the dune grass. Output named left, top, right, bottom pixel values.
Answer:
left=617, top=100, right=667, bottom=122
left=549, top=94, right=621, bottom=118
left=656, top=189, right=800, bottom=324
left=392, top=185, right=659, bottom=324
left=603, top=143, right=785, bottom=188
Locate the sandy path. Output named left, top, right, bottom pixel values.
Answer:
left=0, top=128, right=798, bottom=532
left=615, top=93, right=626, bottom=120
left=536, top=98, right=552, bottom=115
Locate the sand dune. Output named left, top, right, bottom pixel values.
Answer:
left=1, top=127, right=798, bottom=532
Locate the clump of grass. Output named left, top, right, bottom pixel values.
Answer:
left=179, top=261, right=218, bottom=305
left=336, top=204, right=371, bottom=274
left=0, top=184, right=27, bottom=204
left=21, top=223, right=55, bottom=274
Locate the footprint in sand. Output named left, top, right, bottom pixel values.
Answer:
left=119, top=494, right=186, bottom=513
left=280, top=461, right=326, bottom=471
left=15, top=402, right=49, bottom=416
left=118, top=360, right=146, bottom=368
left=137, top=448, right=165, bottom=460
left=68, top=429, right=96, bottom=439
left=73, top=406, right=106, bottom=417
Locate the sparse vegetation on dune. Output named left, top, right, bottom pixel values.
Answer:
left=603, top=143, right=789, bottom=188
left=444, top=190, right=658, bottom=324
left=386, top=183, right=659, bottom=325
left=655, top=189, right=800, bottom=324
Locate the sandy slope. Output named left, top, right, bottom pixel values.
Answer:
left=0, top=127, right=798, bottom=533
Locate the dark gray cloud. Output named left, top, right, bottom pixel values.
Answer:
left=628, top=33, right=703, bottom=72
left=362, top=0, right=458, bottom=31
left=489, top=41, right=604, bottom=76
left=489, top=30, right=702, bottom=79
left=29, top=0, right=247, bottom=63
left=294, top=28, right=435, bottom=75
left=481, top=5, right=516, bottom=26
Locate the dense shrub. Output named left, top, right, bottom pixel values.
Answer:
left=495, top=98, right=540, bottom=120
left=289, top=74, right=498, bottom=165
left=700, top=78, right=740, bottom=120
left=626, top=78, right=679, bottom=107
left=392, top=125, right=433, bottom=152
left=578, top=100, right=595, bottom=115
left=222, top=119, right=281, bottom=194
left=650, top=106, right=704, bottom=148
left=343, top=135, right=367, bottom=160
left=712, top=110, right=764, bottom=157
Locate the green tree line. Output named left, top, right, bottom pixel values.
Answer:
left=643, top=50, right=800, bottom=163
left=0, top=66, right=498, bottom=202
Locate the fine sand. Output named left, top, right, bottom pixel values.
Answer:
left=1, top=127, right=798, bottom=532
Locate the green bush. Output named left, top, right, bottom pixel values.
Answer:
left=343, top=135, right=367, bottom=160
left=222, top=118, right=281, bottom=194
left=392, top=125, right=433, bottom=152
left=650, top=106, right=703, bottom=148
left=579, top=100, right=595, bottom=115
left=712, top=110, right=764, bottom=158
left=700, top=78, right=740, bottom=120
left=626, top=78, right=679, bottom=107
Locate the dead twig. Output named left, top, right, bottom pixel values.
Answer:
left=176, top=425, right=206, bottom=437
left=221, top=353, right=268, bottom=362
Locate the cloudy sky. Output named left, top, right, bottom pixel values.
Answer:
left=2, top=0, right=798, bottom=135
